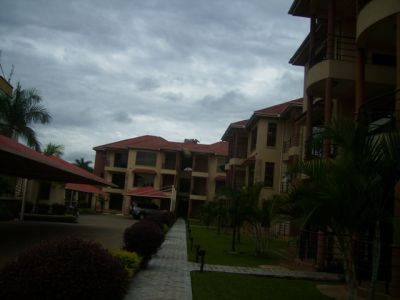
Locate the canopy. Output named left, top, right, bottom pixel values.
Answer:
left=126, top=186, right=170, bottom=199
left=0, top=134, right=114, bottom=186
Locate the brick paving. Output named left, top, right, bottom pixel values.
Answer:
left=125, top=219, right=342, bottom=300
left=124, top=218, right=192, bottom=300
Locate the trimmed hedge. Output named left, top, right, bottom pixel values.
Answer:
left=23, top=214, right=77, bottom=223
left=110, top=249, right=142, bottom=278
left=123, top=220, right=164, bottom=265
left=0, top=238, right=129, bottom=300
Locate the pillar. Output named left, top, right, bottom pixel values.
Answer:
left=355, top=48, right=365, bottom=119
left=309, top=15, right=316, bottom=63
left=323, top=78, right=333, bottom=159
left=390, top=13, right=400, bottom=300
left=305, top=95, right=313, bottom=139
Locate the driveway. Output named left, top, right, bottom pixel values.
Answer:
left=0, top=213, right=135, bottom=268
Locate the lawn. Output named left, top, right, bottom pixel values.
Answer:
left=187, top=224, right=290, bottom=267
left=191, top=272, right=334, bottom=300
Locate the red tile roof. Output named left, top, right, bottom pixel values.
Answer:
left=221, top=119, right=248, bottom=141
left=254, top=98, right=303, bottom=116
left=65, top=183, right=105, bottom=194
left=126, top=186, right=170, bottom=198
left=247, top=98, right=303, bottom=128
left=94, top=135, right=228, bottom=156
left=0, top=134, right=114, bottom=186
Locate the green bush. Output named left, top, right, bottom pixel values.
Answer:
left=51, top=203, right=66, bottom=215
left=163, top=224, right=170, bottom=234
left=23, top=214, right=77, bottom=223
left=110, top=249, right=142, bottom=278
left=0, top=238, right=129, bottom=300
left=123, top=220, right=164, bottom=267
left=36, top=203, right=50, bottom=214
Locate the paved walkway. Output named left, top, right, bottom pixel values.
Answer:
left=124, top=219, right=192, bottom=300
left=125, top=219, right=342, bottom=300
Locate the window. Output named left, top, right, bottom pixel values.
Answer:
left=267, top=123, right=277, bottom=147
left=114, top=152, right=128, bottom=168
left=163, top=152, right=176, bottom=169
left=216, top=157, right=227, bottom=172
left=250, top=127, right=257, bottom=151
left=111, top=173, right=126, bottom=188
left=136, top=151, right=157, bottom=166
left=264, top=162, right=274, bottom=187
left=133, top=173, right=155, bottom=187
left=38, top=182, right=51, bottom=200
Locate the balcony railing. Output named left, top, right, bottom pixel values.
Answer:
left=283, top=135, right=300, bottom=153
left=305, top=133, right=337, bottom=160
left=358, top=89, right=398, bottom=129
left=310, top=34, right=356, bottom=68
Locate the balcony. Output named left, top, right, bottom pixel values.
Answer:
left=357, top=0, right=400, bottom=43
left=358, top=89, right=398, bottom=130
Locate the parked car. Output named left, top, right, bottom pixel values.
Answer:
left=130, top=202, right=163, bottom=220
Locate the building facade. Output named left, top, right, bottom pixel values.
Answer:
left=289, top=0, right=400, bottom=297
left=93, top=135, right=228, bottom=217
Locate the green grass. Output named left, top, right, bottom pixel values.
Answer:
left=187, top=225, right=289, bottom=267
left=191, top=272, right=333, bottom=300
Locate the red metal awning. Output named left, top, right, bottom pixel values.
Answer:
left=0, top=134, right=114, bottom=186
left=65, top=183, right=105, bottom=195
left=133, top=168, right=156, bottom=174
left=126, top=186, right=169, bottom=199
left=215, top=175, right=226, bottom=182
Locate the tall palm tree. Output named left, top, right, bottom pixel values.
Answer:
left=43, top=143, right=64, bottom=157
left=74, top=157, right=93, bottom=172
left=0, top=82, right=51, bottom=150
left=288, top=118, right=400, bottom=300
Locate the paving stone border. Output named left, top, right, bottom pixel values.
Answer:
left=125, top=219, right=342, bottom=300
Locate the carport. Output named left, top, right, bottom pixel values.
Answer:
left=0, top=134, right=114, bottom=219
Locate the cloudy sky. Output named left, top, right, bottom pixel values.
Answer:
left=0, top=0, right=308, bottom=163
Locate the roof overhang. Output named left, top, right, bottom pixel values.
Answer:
left=126, top=186, right=170, bottom=199
left=0, top=135, right=114, bottom=186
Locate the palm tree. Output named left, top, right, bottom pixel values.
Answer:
left=74, top=158, right=93, bottom=172
left=0, top=82, right=51, bottom=150
left=288, top=118, right=400, bottom=300
left=43, top=143, right=64, bottom=157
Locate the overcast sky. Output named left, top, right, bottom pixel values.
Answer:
left=0, top=0, right=308, bottom=163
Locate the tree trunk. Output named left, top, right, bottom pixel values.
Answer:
left=339, top=235, right=358, bottom=300
left=368, top=221, right=381, bottom=300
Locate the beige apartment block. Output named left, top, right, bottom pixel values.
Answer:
left=223, top=99, right=303, bottom=201
left=93, top=135, right=228, bottom=217
left=289, top=0, right=400, bottom=296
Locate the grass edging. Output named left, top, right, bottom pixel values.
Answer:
left=23, top=214, right=77, bottom=223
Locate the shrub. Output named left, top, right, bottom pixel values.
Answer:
left=23, top=214, right=77, bottom=223
left=110, top=249, right=142, bottom=278
left=123, top=221, right=164, bottom=264
left=36, top=203, right=50, bottom=214
left=51, top=203, right=66, bottom=215
left=0, top=238, right=129, bottom=300
left=163, top=224, right=169, bottom=235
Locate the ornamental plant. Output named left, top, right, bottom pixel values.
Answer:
left=123, top=220, right=164, bottom=266
left=110, top=248, right=142, bottom=278
left=0, top=238, right=129, bottom=300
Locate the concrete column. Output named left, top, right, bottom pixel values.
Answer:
left=390, top=13, right=400, bottom=300
left=305, top=95, right=313, bottom=139
left=355, top=48, right=365, bottom=119
left=316, top=230, right=326, bottom=270
left=309, top=15, right=316, bottom=63
left=323, top=78, right=333, bottom=159
left=326, top=0, right=336, bottom=60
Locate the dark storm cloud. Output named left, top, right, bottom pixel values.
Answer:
left=0, top=0, right=309, bottom=161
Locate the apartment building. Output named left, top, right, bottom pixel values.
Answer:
left=223, top=99, right=303, bottom=200
left=0, top=75, right=12, bottom=96
left=289, top=0, right=400, bottom=297
left=93, top=135, right=228, bottom=217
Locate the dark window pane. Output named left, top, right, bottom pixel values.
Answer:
left=136, top=151, right=157, bottom=166
left=264, top=162, right=274, bottom=187
left=134, top=173, right=155, bottom=187
left=267, top=123, right=277, bottom=147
